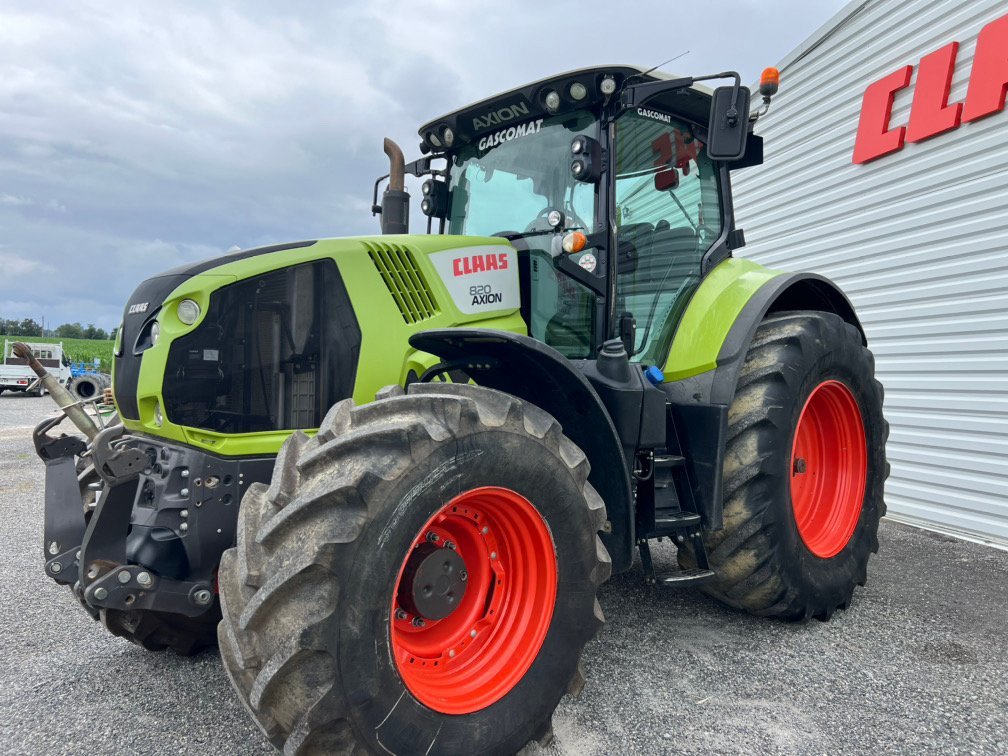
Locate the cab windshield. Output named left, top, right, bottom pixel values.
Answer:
left=447, top=112, right=599, bottom=358
left=447, top=112, right=596, bottom=237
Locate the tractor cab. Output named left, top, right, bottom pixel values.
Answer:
left=377, top=65, right=768, bottom=363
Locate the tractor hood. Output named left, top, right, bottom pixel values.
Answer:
left=114, top=241, right=318, bottom=421
left=112, top=235, right=526, bottom=456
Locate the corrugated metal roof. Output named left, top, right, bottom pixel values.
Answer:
left=734, top=0, right=1008, bottom=546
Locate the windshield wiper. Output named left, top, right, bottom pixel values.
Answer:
left=497, top=229, right=558, bottom=242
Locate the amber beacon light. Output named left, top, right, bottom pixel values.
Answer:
left=760, top=67, right=780, bottom=98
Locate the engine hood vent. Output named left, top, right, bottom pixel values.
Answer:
left=365, top=242, right=439, bottom=324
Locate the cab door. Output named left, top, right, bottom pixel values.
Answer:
left=613, top=108, right=723, bottom=366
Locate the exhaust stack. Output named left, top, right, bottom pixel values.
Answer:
left=380, top=138, right=410, bottom=234
left=12, top=342, right=101, bottom=441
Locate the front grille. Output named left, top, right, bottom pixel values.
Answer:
left=365, top=242, right=439, bottom=324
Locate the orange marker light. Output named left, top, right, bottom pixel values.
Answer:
left=760, top=67, right=780, bottom=97
left=562, top=231, right=587, bottom=254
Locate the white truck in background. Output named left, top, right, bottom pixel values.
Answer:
left=0, top=339, right=71, bottom=396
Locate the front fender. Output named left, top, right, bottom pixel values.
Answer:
left=408, top=329, right=636, bottom=573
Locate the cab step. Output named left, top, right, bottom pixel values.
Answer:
left=653, top=510, right=701, bottom=534
left=637, top=535, right=716, bottom=588
left=655, top=568, right=716, bottom=587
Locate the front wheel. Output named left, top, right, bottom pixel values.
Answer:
left=680, top=311, right=888, bottom=620
left=218, top=382, right=610, bottom=754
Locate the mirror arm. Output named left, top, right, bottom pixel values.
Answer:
left=371, top=174, right=390, bottom=216
left=692, top=71, right=743, bottom=127
left=618, top=77, right=695, bottom=110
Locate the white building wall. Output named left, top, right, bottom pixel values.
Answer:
left=733, top=0, right=1008, bottom=546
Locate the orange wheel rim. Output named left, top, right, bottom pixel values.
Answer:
left=790, top=380, right=868, bottom=558
left=390, top=486, right=558, bottom=714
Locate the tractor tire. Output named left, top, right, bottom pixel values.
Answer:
left=99, top=605, right=220, bottom=655
left=218, top=382, right=610, bottom=755
left=679, top=311, right=888, bottom=621
left=69, top=374, right=105, bottom=401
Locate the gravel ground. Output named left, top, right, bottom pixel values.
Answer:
left=1, top=394, right=1005, bottom=755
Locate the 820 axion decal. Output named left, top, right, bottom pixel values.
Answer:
left=430, top=246, right=520, bottom=315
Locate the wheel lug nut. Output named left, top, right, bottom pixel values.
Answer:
left=395, top=609, right=408, bottom=621
left=444, top=541, right=456, bottom=551
left=449, top=649, right=456, bottom=658
left=793, top=457, right=807, bottom=474
left=460, top=570, right=468, bottom=582
left=481, top=526, right=489, bottom=535
left=426, top=532, right=439, bottom=543
left=490, top=551, right=497, bottom=560
left=470, top=629, right=477, bottom=638
left=412, top=617, right=426, bottom=628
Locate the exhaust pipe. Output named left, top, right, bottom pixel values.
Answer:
left=12, top=342, right=101, bottom=441
left=380, top=137, right=409, bottom=234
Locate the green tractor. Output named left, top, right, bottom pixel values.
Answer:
left=34, top=65, right=887, bottom=753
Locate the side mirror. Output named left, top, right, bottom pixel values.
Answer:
left=707, top=85, right=751, bottom=161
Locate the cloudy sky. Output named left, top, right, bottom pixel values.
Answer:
left=0, top=0, right=847, bottom=331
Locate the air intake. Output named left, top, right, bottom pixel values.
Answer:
left=365, top=242, right=439, bottom=324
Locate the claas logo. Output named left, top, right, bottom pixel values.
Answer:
left=853, top=12, right=1008, bottom=164
left=452, top=253, right=509, bottom=277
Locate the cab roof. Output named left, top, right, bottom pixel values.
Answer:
left=417, top=65, right=714, bottom=154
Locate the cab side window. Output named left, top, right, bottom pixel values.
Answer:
left=614, top=110, right=722, bottom=364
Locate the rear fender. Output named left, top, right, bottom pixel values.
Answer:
left=710, top=272, right=865, bottom=406
left=662, top=258, right=865, bottom=405
left=409, top=329, right=636, bottom=573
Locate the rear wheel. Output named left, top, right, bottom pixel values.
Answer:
left=218, top=382, right=610, bottom=754
left=680, top=312, right=888, bottom=620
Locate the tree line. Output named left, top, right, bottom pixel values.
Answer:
left=0, top=318, right=117, bottom=341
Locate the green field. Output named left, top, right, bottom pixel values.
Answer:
left=58, top=338, right=114, bottom=372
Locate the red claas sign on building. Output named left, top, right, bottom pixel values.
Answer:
left=852, top=12, right=1008, bottom=164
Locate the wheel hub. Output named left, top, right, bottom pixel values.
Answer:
left=398, top=542, right=468, bottom=621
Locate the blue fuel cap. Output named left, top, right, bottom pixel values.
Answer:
left=644, top=365, right=665, bottom=385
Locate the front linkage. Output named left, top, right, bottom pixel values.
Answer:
left=35, top=411, right=272, bottom=632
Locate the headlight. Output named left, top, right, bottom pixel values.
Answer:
left=177, top=299, right=200, bottom=325
left=150, top=321, right=160, bottom=346
left=153, top=401, right=163, bottom=426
